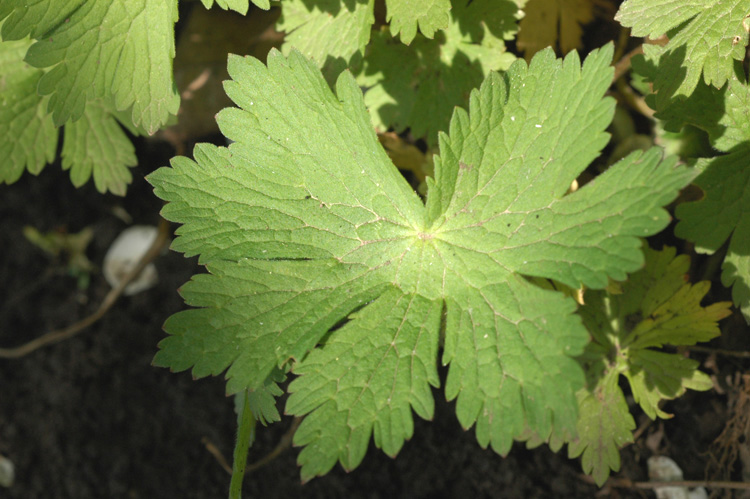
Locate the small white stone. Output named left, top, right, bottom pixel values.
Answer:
left=0, top=454, right=14, bottom=487
left=103, top=226, right=161, bottom=296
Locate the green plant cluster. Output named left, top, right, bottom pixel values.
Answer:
left=1, top=0, right=746, bottom=493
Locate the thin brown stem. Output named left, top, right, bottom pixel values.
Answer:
left=612, top=26, right=631, bottom=71
left=631, top=417, right=652, bottom=443
left=685, top=345, right=750, bottom=359
left=613, top=44, right=644, bottom=83
left=0, top=219, right=170, bottom=359
left=605, top=477, right=750, bottom=491
left=615, top=78, right=654, bottom=119
left=202, top=437, right=233, bottom=475
left=245, top=417, right=303, bottom=474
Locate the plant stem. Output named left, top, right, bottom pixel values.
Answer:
left=229, top=394, right=256, bottom=499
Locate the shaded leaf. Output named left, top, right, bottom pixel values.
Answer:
left=0, top=35, right=56, bottom=184
left=571, top=246, right=729, bottom=483
left=385, top=0, right=451, bottom=44
left=568, top=370, right=635, bottom=487
left=358, top=0, right=522, bottom=146
left=0, top=0, right=180, bottom=133
left=616, top=0, right=750, bottom=107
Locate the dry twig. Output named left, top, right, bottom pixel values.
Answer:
left=204, top=417, right=303, bottom=476
left=202, top=437, right=233, bottom=475
left=246, top=417, right=303, bottom=474
left=605, top=477, right=750, bottom=491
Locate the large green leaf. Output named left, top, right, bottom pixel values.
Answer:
left=148, top=45, right=693, bottom=481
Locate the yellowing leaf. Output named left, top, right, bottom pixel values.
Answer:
left=518, top=0, right=598, bottom=60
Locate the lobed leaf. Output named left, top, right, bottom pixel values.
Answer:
left=385, top=0, right=451, bottom=44
left=572, top=246, right=729, bottom=483
left=517, top=0, right=595, bottom=60
left=238, top=367, right=285, bottom=426
left=676, top=150, right=750, bottom=321
left=0, top=36, right=57, bottom=184
left=616, top=0, right=750, bottom=107
left=0, top=0, right=84, bottom=41
left=568, top=370, right=635, bottom=487
left=61, top=100, right=137, bottom=195
left=625, top=349, right=713, bottom=420
left=288, top=289, right=441, bottom=478
left=200, top=0, right=269, bottom=13
left=650, top=63, right=750, bottom=152
left=634, top=33, right=750, bottom=321
left=0, top=0, right=180, bottom=134
left=0, top=34, right=138, bottom=194
left=149, top=46, right=694, bottom=480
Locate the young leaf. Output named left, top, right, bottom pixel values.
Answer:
left=0, top=0, right=180, bottom=134
left=247, top=369, right=286, bottom=426
left=358, top=0, right=522, bottom=146
left=615, top=0, right=750, bottom=107
left=572, top=246, right=731, bottom=484
left=278, top=0, right=374, bottom=71
left=385, top=0, right=451, bottom=44
left=237, top=367, right=285, bottom=426
left=568, top=370, right=635, bottom=487
left=625, top=349, right=713, bottom=420
left=148, top=45, right=694, bottom=481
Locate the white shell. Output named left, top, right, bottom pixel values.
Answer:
left=647, top=456, right=707, bottom=499
left=103, top=226, right=159, bottom=296
left=0, top=454, right=14, bottom=487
